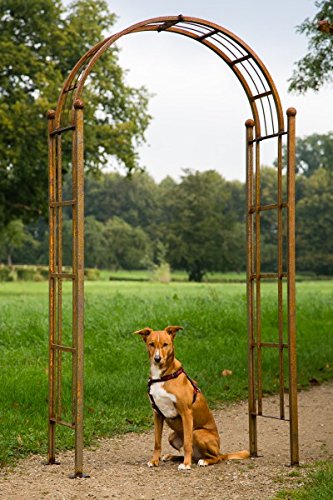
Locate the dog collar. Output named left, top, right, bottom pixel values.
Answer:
left=148, top=367, right=185, bottom=386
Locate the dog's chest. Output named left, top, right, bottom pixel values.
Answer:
left=149, top=382, right=178, bottom=418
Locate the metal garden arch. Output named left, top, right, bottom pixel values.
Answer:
left=47, top=16, right=299, bottom=477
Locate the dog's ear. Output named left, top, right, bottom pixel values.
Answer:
left=165, top=325, right=183, bottom=339
left=133, top=327, right=153, bottom=341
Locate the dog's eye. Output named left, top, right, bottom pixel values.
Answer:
left=163, top=343, right=169, bottom=347
left=149, top=342, right=155, bottom=347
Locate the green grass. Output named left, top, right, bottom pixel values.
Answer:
left=276, top=461, right=333, bottom=499
left=0, top=280, right=332, bottom=466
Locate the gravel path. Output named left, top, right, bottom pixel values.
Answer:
left=1, top=381, right=332, bottom=499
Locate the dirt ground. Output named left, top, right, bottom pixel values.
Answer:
left=0, top=381, right=332, bottom=500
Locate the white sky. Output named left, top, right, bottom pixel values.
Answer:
left=103, top=0, right=332, bottom=183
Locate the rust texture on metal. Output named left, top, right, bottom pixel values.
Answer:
left=53, top=15, right=285, bottom=138
left=286, top=107, right=299, bottom=465
left=255, top=139, right=263, bottom=417
left=73, top=100, right=85, bottom=476
left=48, top=16, right=299, bottom=474
left=245, top=118, right=257, bottom=457
left=47, top=109, right=56, bottom=465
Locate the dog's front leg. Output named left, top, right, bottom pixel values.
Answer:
left=148, top=411, right=164, bottom=467
left=178, top=409, right=193, bottom=471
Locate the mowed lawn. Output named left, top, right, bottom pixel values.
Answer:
left=0, top=280, right=332, bottom=465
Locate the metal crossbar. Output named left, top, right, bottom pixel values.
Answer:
left=229, top=54, right=252, bottom=66
left=248, top=202, right=288, bottom=213
left=51, top=343, right=76, bottom=353
left=49, top=418, right=75, bottom=429
left=250, top=90, right=273, bottom=101
left=49, top=200, right=76, bottom=207
left=197, top=28, right=219, bottom=41
left=250, top=273, right=287, bottom=280
left=50, top=125, right=75, bottom=136
left=251, top=413, right=290, bottom=422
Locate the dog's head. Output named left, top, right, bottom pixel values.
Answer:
left=133, top=326, right=183, bottom=370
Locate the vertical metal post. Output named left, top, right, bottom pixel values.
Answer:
left=255, top=140, right=262, bottom=416
left=246, top=119, right=257, bottom=457
left=72, top=98, right=86, bottom=478
left=286, top=107, right=299, bottom=466
left=47, top=109, right=57, bottom=464
left=56, top=135, right=63, bottom=421
left=277, top=135, right=285, bottom=419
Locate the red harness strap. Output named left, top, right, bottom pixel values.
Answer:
left=147, top=367, right=200, bottom=419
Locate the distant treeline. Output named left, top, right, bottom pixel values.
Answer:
left=1, top=160, right=332, bottom=281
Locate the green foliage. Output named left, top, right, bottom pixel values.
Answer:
left=159, top=170, right=246, bottom=281
left=289, top=0, right=333, bottom=93
left=296, top=168, right=333, bottom=274
left=0, top=0, right=151, bottom=227
left=295, top=132, right=333, bottom=176
left=0, top=266, right=14, bottom=281
left=0, top=281, right=332, bottom=466
left=2, top=153, right=333, bottom=277
left=276, top=132, right=333, bottom=177
left=0, top=220, right=36, bottom=266
left=103, top=217, right=152, bottom=270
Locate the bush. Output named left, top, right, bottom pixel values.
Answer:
left=33, top=272, right=44, bottom=282
left=16, top=268, right=37, bottom=281
left=150, top=262, right=171, bottom=284
left=85, top=268, right=100, bottom=281
left=37, top=267, right=49, bottom=280
left=0, top=266, right=14, bottom=282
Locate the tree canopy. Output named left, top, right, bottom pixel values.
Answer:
left=0, top=0, right=151, bottom=227
left=289, top=0, right=333, bottom=93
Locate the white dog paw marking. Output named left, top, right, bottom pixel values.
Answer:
left=197, top=459, right=208, bottom=467
left=147, top=461, right=155, bottom=468
left=178, top=463, right=191, bottom=471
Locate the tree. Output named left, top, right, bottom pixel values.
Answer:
left=293, top=132, right=333, bottom=176
left=296, top=168, right=333, bottom=274
left=0, top=0, right=151, bottom=228
left=103, top=217, right=152, bottom=270
left=162, top=170, right=245, bottom=282
left=289, top=0, right=333, bottom=93
left=61, top=215, right=107, bottom=269
left=0, top=219, right=36, bottom=266
left=83, top=171, right=159, bottom=229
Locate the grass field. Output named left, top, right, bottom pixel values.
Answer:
left=0, top=280, right=332, bottom=466
left=276, top=461, right=333, bottom=499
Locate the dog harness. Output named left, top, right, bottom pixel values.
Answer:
left=147, top=367, right=200, bottom=419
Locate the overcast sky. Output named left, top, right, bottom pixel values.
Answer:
left=103, top=0, right=332, bottom=183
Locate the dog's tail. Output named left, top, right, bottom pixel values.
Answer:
left=219, top=450, right=250, bottom=461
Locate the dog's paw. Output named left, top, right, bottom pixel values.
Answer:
left=161, top=454, right=172, bottom=462
left=178, top=463, right=191, bottom=471
left=147, top=460, right=159, bottom=468
left=197, top=459, right=208, bottom=467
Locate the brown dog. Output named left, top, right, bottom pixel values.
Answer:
left=134, top=325, right=249, bottom=470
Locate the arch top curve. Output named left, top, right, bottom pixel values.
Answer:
left=54, top=15, right=285, bottom=138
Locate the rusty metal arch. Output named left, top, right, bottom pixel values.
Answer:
left=54, top=15, right=285, bottom=138
left=47, top=15, right=298, bottom=477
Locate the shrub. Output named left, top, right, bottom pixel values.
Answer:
left=16, top=268, right=37, bottom=281
left=0, top=266, right=14, bottom=282
left=150, top=262, right=171, bottom=284
left=85, top=268, right=100, bottom=281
